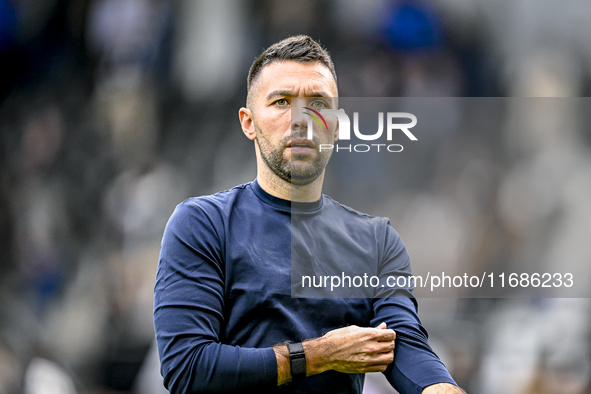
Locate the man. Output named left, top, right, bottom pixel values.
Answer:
left=154, top=35, right=464, bottom=394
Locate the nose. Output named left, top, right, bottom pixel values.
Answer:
left=291, top=98, right=308, bottom=132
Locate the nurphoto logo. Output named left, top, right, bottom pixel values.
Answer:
left=303, top=109, right=418, bottom=153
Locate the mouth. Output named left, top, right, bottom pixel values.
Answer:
left=287, top=139, right=315, bottom=149
left=286, top=139, right=316, bottom=155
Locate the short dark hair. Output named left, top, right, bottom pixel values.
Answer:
left=247, top=35, right=337, bottom=94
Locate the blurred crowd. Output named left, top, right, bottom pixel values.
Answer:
left=1, top=0, right=591, bottom=393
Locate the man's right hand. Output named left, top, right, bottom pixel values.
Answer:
left=273, top=323, right=396, bottom=385
left=305, top=322, right=396, bottom=374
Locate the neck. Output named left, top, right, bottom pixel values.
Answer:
left=257, top=166, right=324, bottom=202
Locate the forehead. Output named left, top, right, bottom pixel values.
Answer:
left=255, top=61, right=338, bottom=99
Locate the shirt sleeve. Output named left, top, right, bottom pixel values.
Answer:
left=153, top=200, right=277, bottom=393
left=371, top=223, right=457, bottom=394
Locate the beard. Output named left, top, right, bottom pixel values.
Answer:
left=256, top=125, right=332, bottom=186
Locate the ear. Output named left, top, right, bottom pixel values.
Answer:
left=239, top=107, right=256, bottom=141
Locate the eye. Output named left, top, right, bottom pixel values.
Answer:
left=310, top=100, right=329, bottom=109
left=275, top=98, right=289, bottom=106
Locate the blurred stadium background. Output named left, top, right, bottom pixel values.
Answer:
left=1, top=0, right=591, bottom=393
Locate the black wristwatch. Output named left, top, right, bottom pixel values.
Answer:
left=287, top=342, right=307, bottom=380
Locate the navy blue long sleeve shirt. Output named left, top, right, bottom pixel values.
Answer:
left=153, top=179, right=456, bottom=393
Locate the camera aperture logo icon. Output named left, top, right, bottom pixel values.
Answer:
left=302, top=107, right=328, bottom=138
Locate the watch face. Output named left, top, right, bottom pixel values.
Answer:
left=288, top=342, right=305, bottom=355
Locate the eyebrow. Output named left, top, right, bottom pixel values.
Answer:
left=266, top=90, right=333, bottom=101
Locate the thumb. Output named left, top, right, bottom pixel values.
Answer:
left=376, top=322, right=387, bottom=329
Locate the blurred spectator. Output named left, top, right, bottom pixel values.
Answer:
left=172, top=0, right=247, bottom=102
left=87, top=0, right=172, bottom=167
left=23, top=357, right=77, bottom=394
left=479, top=48, right=591, bottom=394
left=0, top=337, right=22, bottom=394
left=12, top=104, right=69, bottom=316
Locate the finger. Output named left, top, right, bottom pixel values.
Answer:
left=369, top=341, right=395, bottom=354
left=373, top=328, right=396, bottom=341
left=375, top=322, right=387, bottom=329
left=379, top=340, right=395, bottom=352
left=367, top=351, right=394, bottom=365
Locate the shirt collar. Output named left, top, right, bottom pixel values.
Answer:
left=251, top=178, right=323, bottom=213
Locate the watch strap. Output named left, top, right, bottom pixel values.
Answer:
left=287, top=342, right=306, bottom=380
